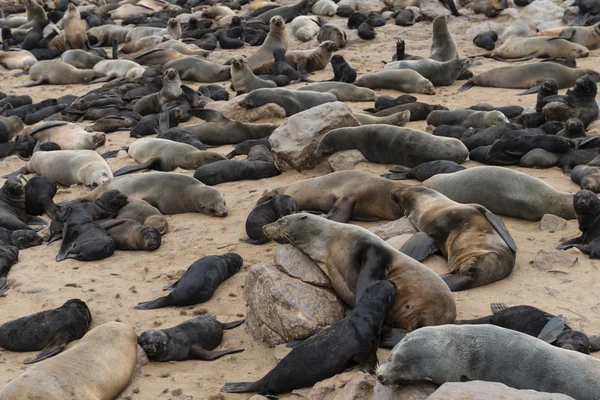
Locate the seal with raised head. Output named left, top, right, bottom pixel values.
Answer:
left=242, top=194, right=297, bottom=245
left=0, top=299, right=91, bottom=364
left=0, top=322, right=139, bottom=400
left=557, top=190, right=600, bottom=257
left=162, top=56, right=231, bottom=83
left=0, top=178, right=46, bottom=231
left=325, top=54, right=356, bottom=83
left=392, top=186, right=518, bottom=291
left=247, top=16, right=288, bottom=70
left=257, top=40, right=338, bottom=76
left=62, top=3, right=88, bottom=50
left=222, top=280, right=397, bottom=395
left=429, top=16, right=458, bottom=61
left=138, top=315, right=245, bottom=361
left=231, top=55, right=276, bottom=94
left=136, top=253, right=243, bottom=310
left=132, top=68, right=183, bottom=116
left=356, top=69, right=435, bottom=95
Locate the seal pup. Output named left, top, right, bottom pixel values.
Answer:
left=231, top=55, right=276, bottom=94
left=557, top=118, right=586, bottom=138
left=491, top=37, right=589, bottom=62
left=0, top=245, right=19, bottom=292
left=429, top=16, right=458, bottom=62
left=0, top=299, right=91, bottom=364
left=136, top=253, right=243, bottom=310
left=356, top=70, right=435, bottom=95
left=0, top=322, right=138, bottom=400
left=24, top=176, right=57, bottom=217
left=458, top=303, right=600, bottom=354
left=392, top=186, right=518, bottom=291
left=572, top=165, right=600, bottom=192
left=247, top=16, right=288, bottom=70
left=241, top=88, right=337, bottom=116
left=117, top=197, right=168, bottom=235
left=358, top=18, right=376, bottom=40
left=138, top=315, right=244, bottom=361
left=98, top=219, right=161, bottom=251
left=88, top=172, right=227, bottom=216
left=0, top=227, right=42, bottom=249
left=474, top=31, right=498, bottom=50
left=376, top=324, right=600, bottom=400
left=557, top=190, right=600, bottom=257
left=133, top=68, right=182, bottom=115
left=324, top=54, right=355, bottom=83
left=29, top=122, right=105, bottom=151
left=382, top=160, right=466, bottom=181
left=223, top=280, right=396, bottom=395
left=242, top=194, right=297, bottom=245
left=297, top=82, right=376, bottom=101
left=87, top=25, right=131, bottom=47
left=317, top=24, right=347, bottom=49
left=312, top=0, right=337, bottom=16
left=113, top=138, right=226, bottom=176
left=0, top=178, right=46, bottom=231
left=427, top=109, right=509, bottom=128
left=542, top=74, right=598, bottom=128
left=262, top=214, right=456, bottom=332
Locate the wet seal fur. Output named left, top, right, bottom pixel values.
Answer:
left=242, top=194, right=298, bottom=245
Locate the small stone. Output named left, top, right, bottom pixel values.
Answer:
left=274, top=344, right=292, bottom=362
left=249, top=396, right=271, bottom=400
left=328, top=150, right=367, bottom=171
left=533, top=249, right=579, bottom=272
left=274, top=245, right=331, bottom=287
left=540, top=214, right=567, bottom=231
left=116, top=150, right=128, bottom=159
left=385, top=233, right=414, bottom=249
left=369, top=217, right=417, bottom=240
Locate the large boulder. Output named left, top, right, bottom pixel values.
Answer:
left=419, top=0, right=452, bottom=20
left=245, top=264, right=344, bottom=346
left=428, top=381, right=575, bottom=399
left=205, top=94, right=286, bottom=122
left=269, top=101, right=360, bottom=171
left=517, top=0, right=564, bottom=26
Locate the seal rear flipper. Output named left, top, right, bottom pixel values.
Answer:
left=441, top=273, right=475, bottom=291
left=538, top=315, right=565, bottom=343
left=191, top=346, right=244, bottom=361
left=25, top=216, right=48, bottom=226
left=101, top=148, right=128, bottom=159
left=221, top=319, right=245, bottom=330
left=24, top=330, right=69, bottom=364
left=380, top=172, right=409, bottom=180
left=113, top=159, right=161, bottom=176
left=399, top=232, right=438, bottom=261
left=188, top=109, right=229, bottom=123
left=135, top=296, right=170, bottom=310
left=490, top=302, right=509, bottom=313
left=458, top=81, right=474, bottom=92
left=326, top=197, right=356, bottom=223
left=0, top=274, right=7, bottom=290
left=588, top=335, right=600, bottom=352
left=379, top=326, right=407, bottom=348
left=14, top=79, right=46, bottom=88
left=14, top=71, right=28, bottom=77
left=221, top=381, right=261, bottom=393
left=455, top=315, right=493, bottom=325
left=3, top=167, right=27, bottom=179
left=477, top=207, right=518, bottom=252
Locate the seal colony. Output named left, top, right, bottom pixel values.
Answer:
left=1, top=0, right=600, bottom=398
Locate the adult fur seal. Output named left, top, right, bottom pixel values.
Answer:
left=242, top=194, right=297, bottom=245
left=297, top=82, right=376, bottom=101
left=176, top=109, right=277, bottom=145
left=0, top=322, right=138, bottom=400
left=0, top=50, right=37, bottom=71
left=376, top=324, right=600, bottom=400
left=98, top=219, right=161, bottom=251
left=0, top=116, right=24, bottom=143
left=163, top=57, right=231, bottom=83
left=17, top=60, right=99, bottom=87
left=262, top=214, right=456, bottom=332
left=222, top=280, right=396, bottom=395
left=133, top=68, right=183, bottom=115
left=114, top=138, right=226, bottom=176
left=0, top=299, right=91, bottom=364
left=247, top=16, right=288, bottom=70
left=353, top=111, right=411, bottom=126
left=256, top=41, right=337, bottom=76
left=62, top=3, right=88, bottom=50
left=256, top=0, right=316, bottom=23
left=139, top=315, right=244, bottom=361
left=241, top=88, right=336, bottom=116
left=136, top=253, right=243, bottom=310
left=231, top=55, right=276, bottom=94
left=29, top=122, right=105, bottom=151
left=317, top=24, right=347, bottom=49
left=392, top=186, right=518, bottom=291
left=426, top=110, right=509, bottom=128
left=314, top=125, right=468, bottom=167
left=383, top=58, right=473, bottom=86
left=491, top=37, right=589, bottom=62
left=557, top=190, right=600, bottom=258
left=382, top=160, right=466, bottom=181
left=536, top=22, right=600, bottom=50
left=257, top=171, right=405, bottom=222
left=87, top=172, right=227, bottom=216
left=423, top=166, right=575, bottom=220
left=429, top=16, right=458, bottom=62
left=356, top=70, right=435, bottom=95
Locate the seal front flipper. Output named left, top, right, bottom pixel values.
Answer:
left=240, top=237, right=269, bottom=245
left=490, top=302, right=508, bottom=313
left=518, top=84, right=542, bottom=95
left=441, top=273, right=475, bottom=291
left=135, top=296, right=170, bottom=310
left=221, top=319, right=245, bottom=330
left=326, top=197, right=356, bottom=223
left=399, top=232, right=438, bottom=261
left=538, top=315, right=565, bottom=343
left=221, top=381, right=261, bottom=394
left=163, top=280, right=179, bottom=291
left=557, top=236, right=583, bottom=250
left=113, top=159, right=161, bottom=176
left=380, top=172, right=409, bottom=180
left=477, top=206, right=518, bottom=252
left=24, top=330, right=70, bottom=364
left=190, top=345, right=244, bottom=361
left=356, top=247, right=388, bottom=301
left=379, top=326, right=407, bottom=348
left=458, top=81, right=474, bottom=92
left=354, top=347, right=379, bottom=374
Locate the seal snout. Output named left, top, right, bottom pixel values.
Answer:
left=573, top=190, right=599, bottom=214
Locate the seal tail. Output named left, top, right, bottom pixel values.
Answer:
left=490, top=302, right=509, bottom=313
left=457, top=81, right=474, bottom=92
left=221, top=381, right=261, bottom=393
left=221, top=319, right=245, bottom=330
left=135, top=296, right=170, bottom=310
left=113, top=159, right=160, bottom=176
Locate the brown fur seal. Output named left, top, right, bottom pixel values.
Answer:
left=255, top=40, right=337, bottom=76
left=356, top=69, right=435, bottom=95
left=0, top=50, right=37, bottom=71
left=257, top=171, right=404, bottom=222
left=117, top=197, right=168, bottom=235
left=126, top=18, right=181, bottom=43
left=392, top=186, right=518, bottom=291
left=29, top=122, right=105, bottom=151
left=0, top=116, right=24, bottom=142
left=353, top=110, right=411, bottom=126
left=241, top=88, right=336, bottom=116
left=87, top=172, right=227, bottom=216
left=427, top=110, right=509, bottom=128
left=163, top=57, right=231, bottom=83
left=571, top=165, right=600, bottom=192
left=247, top=16, right=288, bottom=70
left=384, top=58, right=473, bottom=86
left=24, top=150, right=113, bottom=187
left=491, top=37, right=589, bottom=62
left=0, top=322, right=138, bottom=400
left=114, top=138, right=226, bottom=175
left=133, top=68, right=183, bottom=116
left=374, top=102, right=448, bottom=120
left=297, top=82, right=376, bottom=101
left=88, top=25, right=131, bottom=46
left=16, top=60, right=99, bottom=87
left=536, top=22, right=600, bottom=50
left=62, top=3, right=87, bottom=50
left=430, top=16, right=458, bottom=62
left=317, top=23, right=347, bottom=49
left=99, top=218, right=161, bottom=251
left=262, top=214, right=456, bottom=330
left=231, top=55, right=276, bottom=94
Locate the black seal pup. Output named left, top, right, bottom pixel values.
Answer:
left=542, top=74, right=599, bottom=128
left=0, top=177, right=47, bottom=231
left=136, top=253, right=243, bottom=310
left=458, top=303, right=600, bottom=354
left=557, top=190, right=600, bottom=257
left=222, top=280, right=396, bottom=395
left=0, top=245, right=18, bottom=292
left=382, top=160, right=466, bottom=181
left=138, top=315, right=244, bottom=361
left=473, top=31, right=498, bottom=50
left=242, top=194, right=297, bottom=245
left=0, top=299, right=91, bottom=364
left=24, top=176, right=58, bottom=217
left=325, top=55, right=356, bottom=83
left=0, top=227, right=42, bottom=249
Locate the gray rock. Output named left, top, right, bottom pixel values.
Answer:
left=533, top=249, right=579, bottom=272
left=205, top=94, right=286, bottom=122
left=372, top=382, right=438, bottom=400
left=274, top=245, right=331, bottom=287
left=245, top=264, right=344, bottom=346
left=249, top=396, right=271, bottom=400
left=518, top=0, right=564, bottom=26
left=291, top=371, right=376, bottom=400
left=368, top=217, right=417, bottom=240
left=428, top=381, right=575, bottom=399
left=419, top=0, right=452, bottom=19
left=540, top=214, right=567, bottom=231
left=269, top=101, right=360, bottom=171
left=274, top=344, right=292, bottom=362
left=385, top=233, right=414, bottom=250
left=328, top=150, right=367, bottom=171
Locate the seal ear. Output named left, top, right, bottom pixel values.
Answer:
left=475, top=206, right=518, bottom=252
left=538, top=315, right=566, bottom=343
left=588, top=335, right=600, bottom=352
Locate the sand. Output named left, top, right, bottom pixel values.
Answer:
left=0, top=6, right=599, bottom=400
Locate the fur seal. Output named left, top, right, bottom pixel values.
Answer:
left=519, top=149, right=563, bottom=169
left=256, top=0, right=316, bottom=22
left=472, top=0, right=508, bottom=17
left=381, top=160, right=465, bottom=181
left=536, top=22, right=600, bottom=50
left=91, top=60, right=145, bottom=83
left=241, top=88, right=337, bottom=116
left=430, top=16, right=458, bottom=62
left=312, top=0, right=337, bottom=16
left=136, top=253, right=243, bottom=310
left=557, top=190, right=600, bottom=257
left=542, top=74, right=598, bottom=128
left=0, top=49, right=37, bottom=71
left=62, top=3, right=88, bottom=50
left=98, top=219, right=161, bottom=251
left=60, top=50, right=104, bottom=70
left=0, top=178, right=46, bottom=231
left=257, top=41, right=337, bottom=76
left=139, top=316, right=244, bottom=361
left=474, top=31, right=498, bottom=50
left=222, top=280, right=397, bottom=395
left=29, top=122, right=105, bottom=151
left=117, top=197, right=168, bottom=235
left=356, top=70, right=435, bottom=95
left=427, top=110, right=509, bottom=128
left=297, top=82, right=376, bottom=101
left=257, top=171, right=405, bottom=222
left=0, top=299, right=91, bottom=364
left=392, top=186, right=518, bottom=291
left=247, top=16, right=288, bottom=70
left=353, top=110, right=411, bottom=126
left=423, top=166, right=576, bottom=220
left=24, top=150, right=113, bottom=187
left=376, top=324, right=600, bottom=400
left=163, top=57, right=231, bottom=83
left=458, top=303, right=600, bottom=354
left=242, top=194, right=297, bottom=245
left=0, top=245, right=19, bottom=292
left=114, top=138, right=226, bottom=176
left=358, top=19, right=377, bottom=40
left=17, top=60, right=99, bottom=87
left=326, top=54, right=356, bottom=83
left=314, top=125, right=468, bottom=167
left=231, top=55, right=277, bottom=94
left=133, top=68, right=182, bottom=116
left=87, top=25, right=130, bottom=47
left=126, top=18, right=181, bottom=43
left=24, top=176, right=57, bottom=217
left=557, top=118, right=586, bottom=138
left=317, top=24, right=347, bottom=49
left=468, top=103, right=524, bottom=119
left=87, top=172, right=227, bottom=216
left=384, top=58, right=473, bottom=86
left=374, top=102, right=446, bottom=121
left=291, top=16, right=320, bottom=42
left=0, top=116, right=24, bottom=142
left=0, top=228, right=41, bottom=249
left=0, top=322, right=138, bottom=400
left=572, top=165, right=600, bottom=192
left=491, top=37, right=589, bottom=62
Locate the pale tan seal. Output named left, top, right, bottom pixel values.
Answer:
left=352, top=110, right=411, bottom=126
left=312, top=0, right=337, bottom=16
left=120, top=34, right=170, bottom=54
left=63, top=3, right=88, bottom=50
left=0, top=50, right=37, bottom=71
left=125, top=18, right=181, bottom=43
left=255, top=40, right=337, bottom=75
left=291, top=16, right=320, bottom=42
left=117, top=197, right=169, bottom=234
left=247, top=16, right=288, bottom=70
left=491, top=37, right=589, bottom=62
left=297, top=81, right=376, bottom=101
left=16, top=60, right=99, bottom=87
left=356, top=69, right=435, bottom=95
left=88, top=25, right=131, bottom=46
left=0, top=322, right=138, bottom=400
left=163, top=57, right=231, bottom=83
left=536, top=22, right=600, bottom=50
left=133, top=68, right=182, bottom=115
left=429, top=16, right=458, bottom=62
left=0, top=116, right=25, bottom=141
left=91, top=59, right=145, bottom=83
left=29, top=122, right=105, bottom=151
left=231, top=55, right=276, bottom=94
left=24, top=150, right=113, bottom=187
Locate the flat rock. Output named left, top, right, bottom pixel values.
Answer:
left=385, top=233, right=414, bottom=249
left=533, top=249, right=579, bottom=272
left=249, top=396, right=270, bottom=400
left=291, top=371, right=376, bottom=400
left=328, top=150, right=367, bottom=171
left=269, top=101, right=359, bottom=171
left=205, top=94, right=286, bottom=122
left=372, top=382, right=438, bottom=400
left=274, top=245, right=331, bottom=287
left=245, top=264, right=344, bottom=346
left=428, top=381, right=575, bottom=399
left=369, top=217, right=417, bottom=240
left=540, top=214, right=567, bottom=231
